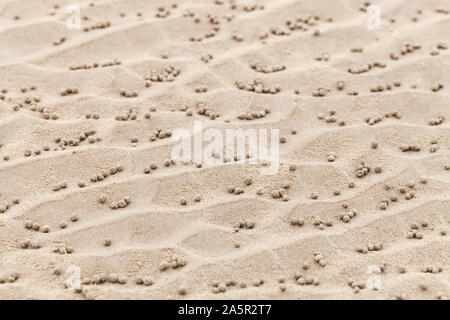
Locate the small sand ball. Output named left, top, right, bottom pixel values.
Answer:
left=178, top=286, right=187, bottom=295
left=143, top=277, right=153, bottom=286
left=24, top=220, right=33, bottom=229
left=53, top=267, right=63, bottom=276
left=59, top=221, right=67, bottom=229
left=103, top=239, right=112, bottom=247
left=245, top=220, right=255, bottom=229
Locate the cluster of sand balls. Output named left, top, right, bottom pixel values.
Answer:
left=354, top=161, right=372, bottom=178
left=390, top=43, right=421, bottom=60
left=19, top=101, right=56, bottom=120
left=270, top=186, right=290, bottom=202
left=312, top=87, right=328, bottom=97
left=120, top=89, right=138, bottom=98
left=407, top=221, right=428, bottom=239
left=20, top=238, right=41, bottom=250
left=351, top=47, right=363, bottom=53
left=144, top=163, right=158, bottom=174
left=294, top=273, right=320, bottom=286
left=67, top=130, right=98, bottom=147
left=70, top=59, right=121, bottom=71
left=309, top=192, right=319, bottom=200
left=85, top=113, right=100, bottom=120
left=378, top=195, right=398, bottom=210
left=149, top=128, right=172, bottom=141
left=339, top=208, right=357, bottom=223
left=0, top=272, right=20, bottom=284
left=228, top=186, right=244, bottom=195
left=156, top=6, right=172, bottom=18
left=211, top=280, right=246, bottom=294
left=98, top=196, right=108, bottom=205
left=421, top=266, right=443, bottom=274
left=105, top=273, right=128, bottom=285
left=429, top=140, right=440, bottom=153
left=365, top=114, right=383, bottom=125
left=187, top=14, right=221, bottom=42
left=250, top=61, right=286, bottom=73
left=54, top=130, right=99, bottom=150
left=194, top=86, right=208, bottom=93
left=179, top=194, right=201, bottom=206
left=135, top=276, right=154, bottom=286
left=40, top=110, right=59, bottom=120
left=370, top=81, right=401, bottom=92
left=384, top=111, right=402, bottom=119
left=398, top=184, right=417, bottom=200
left=0, top=198, right=19, bottom=214
left=237, top=109, right=269, bottom=120
left=164, top=158, right=175, bottom=167
left=159, top=255, right=187, bottom=271
left=115, top=108, right=138, bottom=121
left=197, top=103, right=220, bottom=120
left=348, top=63, right=377, bottom=74
left=52, top=181, right=67, bottom=192
left=24, top=220, right=49, bottom=233
left=313, top=218, right=333, bottom=230
left=243, top=3, right=264, bottom=11
left=315, top=53, right=329, bottom=62
left=146, top=65, right=180, bottom=82
left=83, top=21, right=111, bottom=32
left=53, top=243, right=74, bottom=255
left=83, top=273, right=106, bottom=285
left=347, top=280, right=367, bottom=294
left=83, top=272, right=126, bottom=285
left=233, top=220, right=255, bottom=232
left=407, top=229, right=424, bottom=240
left=431, top=83, right=444, bottom=92
left=313, top=252, right=327, bottom=267
left=356, top=243, right=383, bottom=254
left=201, top=54, right=213, bottom=63
left=231, top=31, right=244, bottom=41
left=399, top=144, right=421, bottom=152
left=433, top=42, right=448, bottom=53
left=60, top=88, right=78, bottom=96
left=90, top=165, right=123, bottom=183
left=428, top=115, right=445, bottom=126
left=235, top=79, right=281, bottom=94
left=0, top=202, right=10, bottom=214
left=110, top=196, right=131, bottom=210
left=53, top=37, right=66, bottom=46
left=284, top=14, right=322, bottom=32
left=289, top=217, right=305, bottom=227
left=317, top=110, right=346, bottom=126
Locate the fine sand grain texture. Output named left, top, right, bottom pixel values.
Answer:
left=0, top=0, right=449, bottom=300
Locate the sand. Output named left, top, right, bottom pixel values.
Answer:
left=0, top=0, right=449, bottom=300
